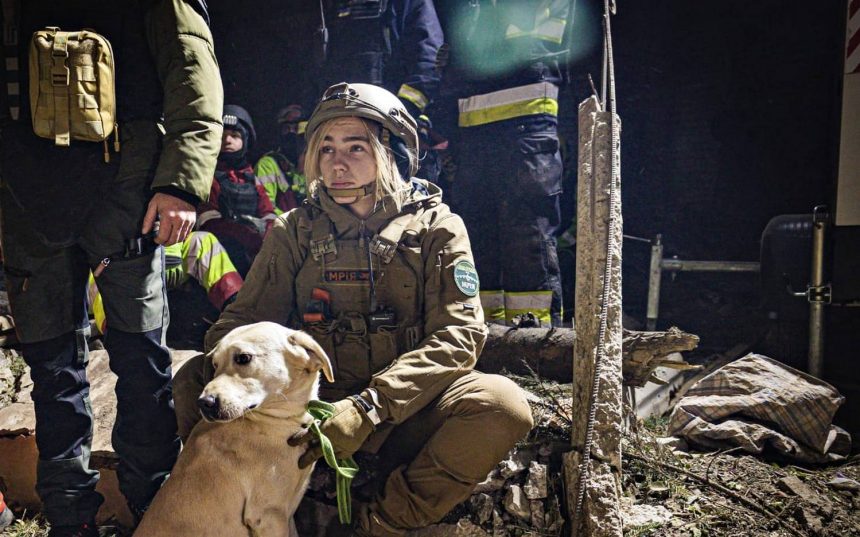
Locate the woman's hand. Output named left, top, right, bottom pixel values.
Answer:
left=289, top=398, right=375, bottom=468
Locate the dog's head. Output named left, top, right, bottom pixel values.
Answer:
left=198, top=322, right=334, bottom=422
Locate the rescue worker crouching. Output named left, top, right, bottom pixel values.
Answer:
left=197, top=105, right=277, bottom=276
left=173, top=82, right=534, bottom=536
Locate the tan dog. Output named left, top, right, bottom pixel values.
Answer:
left=134, top=322, right=334, bottom=537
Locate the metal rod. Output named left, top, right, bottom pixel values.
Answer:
left=808, top=206, right=828, bottom=378
left=660, top=259, right=761, bottom=273
left=646, top=235, right=663, bottom=331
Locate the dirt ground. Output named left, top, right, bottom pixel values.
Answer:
left=2, top=279, right=859, bottom=536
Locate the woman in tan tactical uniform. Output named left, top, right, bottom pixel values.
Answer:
left=173, top=82, right=534, bottom=536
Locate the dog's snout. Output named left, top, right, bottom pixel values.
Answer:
left=198, top=394, right=219, bottom=418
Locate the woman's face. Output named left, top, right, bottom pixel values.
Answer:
left=319, top=117, right=378, bottom=216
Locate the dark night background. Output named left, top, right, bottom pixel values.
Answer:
left=204, top=0, right=858, bottom=428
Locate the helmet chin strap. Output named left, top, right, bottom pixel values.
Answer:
left=324, top=183, right=377, bottom=205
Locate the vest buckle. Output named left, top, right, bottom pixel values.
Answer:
left=310, top=234, right=337, bottom=260
left=369, top=235, right=397, bottom=264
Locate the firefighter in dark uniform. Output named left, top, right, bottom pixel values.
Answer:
left=443, top=0, right=570, bottom=327
left=173, top=82, right=534, bottom=536
left=317, top=0, right=444, bottom=182
left=0, top=1, right=223, bottom=534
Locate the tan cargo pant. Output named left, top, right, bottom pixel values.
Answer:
left=173, top=354, right=533, bottom=535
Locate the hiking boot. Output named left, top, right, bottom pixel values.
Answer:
left=47, top=521, right=99, bottom=537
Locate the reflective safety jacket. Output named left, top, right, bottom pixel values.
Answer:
left=254, top=152, right=306, bottom=215
left=440, top=0, right=570, bottom=127
left=205, top=180, right=487, bottom=424
left=322, top=0, right=444, bottom=118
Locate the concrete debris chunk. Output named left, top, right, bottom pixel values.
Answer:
left=474, top=468, right=506, bottom=493
left=777, top=475, right=833, bottom=519
left=491, top=510, right=506, bottom=537
left=503, top=484, right=531, bottom=521
left=470, top=493, right=495, bottom=525
left=529, top=500, right=544, bottom=529
left=656, top=436, right=688, bottom=451
left=776, top=475, right=816, bottom=498
left=827, top=476, right=860, bottom=493
left=498, top=448, right=533, bottom=479
left=621, top=497, right=673, bottom=530
left=523, top=461, right=547, bottom=499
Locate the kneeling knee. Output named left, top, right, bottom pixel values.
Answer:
left=466, top=374, right=535, bottom=438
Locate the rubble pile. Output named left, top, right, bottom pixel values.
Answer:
left=0, top=348, right=24, bottom=408
left=623, top=417, right=860, bottom=536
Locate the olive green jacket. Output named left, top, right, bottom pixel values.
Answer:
left=205, top=180, right=487, bottom=425
left=147, top=0, right=223, bottom=203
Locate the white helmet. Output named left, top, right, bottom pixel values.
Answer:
left=306, top=82, right=419, bottom=177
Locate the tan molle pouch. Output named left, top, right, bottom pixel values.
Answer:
left=29, top=27, right=118, bottom=159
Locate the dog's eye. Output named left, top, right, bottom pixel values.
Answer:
left=234, top=353, right=253, bottom=365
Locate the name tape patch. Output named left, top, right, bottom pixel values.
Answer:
left=325, top=270, right=370, bottom=283
left=453, top=260, right=479, bottom=297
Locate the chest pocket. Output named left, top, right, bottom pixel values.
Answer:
left=294, top=210, right=425, bottom=397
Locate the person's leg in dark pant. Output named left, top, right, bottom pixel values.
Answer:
left=453, top=123, right=507, bottom=323
left=96, top=250, right=179, bottom=512
left=500, top=117, right=564, bottom=326
left=23, top=330, right=104, bottom=526
left=104, top=327, right=179, bottom=510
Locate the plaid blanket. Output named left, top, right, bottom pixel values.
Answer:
left=668, top=353, right=851, bottom=463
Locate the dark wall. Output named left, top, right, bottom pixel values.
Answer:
left=208, top=0, right=845, bottom=264
left=611, top=1, right=844, bottom=262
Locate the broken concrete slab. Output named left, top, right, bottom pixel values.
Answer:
left=503, top=484, right=530, bottom=521
left=524, top=461, right=547, bottom=499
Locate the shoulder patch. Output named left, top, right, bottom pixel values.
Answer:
left=453, top=260, right=479, bottom=297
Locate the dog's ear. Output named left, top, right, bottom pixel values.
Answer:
left=288, top=331, right=335, bottom=383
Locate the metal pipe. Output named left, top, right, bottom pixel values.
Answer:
left=660, top=259, right=761, bottom=273
left=646, top=235, right=663, bottom=330
left=807, top=206, right=829, bottom=378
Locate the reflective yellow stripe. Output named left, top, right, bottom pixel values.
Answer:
left=297, top=120, right=307, bottom=135
left=397, top=83, right=429, bottom=111
left=458, top=82, right=559, bottom=127
left=505, top=18, right=566, bottom=44
left=183, top=232, right=240, bottom=294
left=459, top=98, right=558, bottom=127
left=480, top=290, right=506, bottom=323
left=87, top=273, right=106, bottom=336
left=504, top=290, right=552, bottom=325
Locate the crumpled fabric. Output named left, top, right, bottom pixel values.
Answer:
left=668, top=353, right=851, bottom=463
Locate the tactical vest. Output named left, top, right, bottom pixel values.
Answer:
left=293, top=200, right=431, bottom=399
left=215, top=168, right=259, bottom=219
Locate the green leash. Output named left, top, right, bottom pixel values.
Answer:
left=307, top=400, right=360, bottom=524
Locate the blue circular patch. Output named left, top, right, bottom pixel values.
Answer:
left=453, top=260, right=479, bottom=297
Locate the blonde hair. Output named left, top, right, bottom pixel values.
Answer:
left=304, top=117, right=411, bottom=212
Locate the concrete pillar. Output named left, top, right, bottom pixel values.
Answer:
left=563, top=95, right=623, bottom=536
